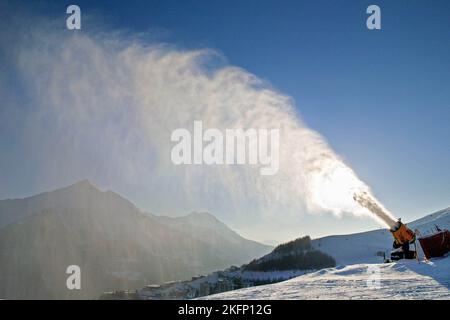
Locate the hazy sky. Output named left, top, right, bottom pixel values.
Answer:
left=1, top=0, right=449, bottom=244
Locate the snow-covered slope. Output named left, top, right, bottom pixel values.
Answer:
left=202, top=207, right=450, bottom=300
left=312, top=207, right=450, bottom=265
left=203, top=257, right=450, bottom=300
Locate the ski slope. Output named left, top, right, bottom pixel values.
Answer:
left=202, top=207, right=450, bottom=300
left=203, top=257, right=450, bottom=300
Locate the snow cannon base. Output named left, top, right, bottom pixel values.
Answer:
left=390, top=250, right=416, bottom=261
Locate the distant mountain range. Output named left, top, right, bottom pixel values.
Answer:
left=0, top=180, right=271, bottom=299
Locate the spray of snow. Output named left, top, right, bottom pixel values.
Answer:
left=353, top=192, right=397, bottom=228
left=0, top=13, right=397, bottom=229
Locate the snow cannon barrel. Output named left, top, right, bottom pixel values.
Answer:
left=390, top=219, right=415, bottom=245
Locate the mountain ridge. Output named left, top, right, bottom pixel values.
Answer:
left=0, top=180, right=272, bottom=299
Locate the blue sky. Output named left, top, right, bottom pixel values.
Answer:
left=1, top=0, right=449, bottom=241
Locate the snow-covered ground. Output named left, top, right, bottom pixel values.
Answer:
left=201, top=207, right=450, bottom=300
left=203, top=257, right=450, bottom=300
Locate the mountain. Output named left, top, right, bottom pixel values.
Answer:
left=156, top=212, right=269, bottom=265
left=0, top=181, right=271, bottom=299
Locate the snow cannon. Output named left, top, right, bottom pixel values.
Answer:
left=390, top=219, right=415, bottom=245
left=389, top=219, right=417, bottom=261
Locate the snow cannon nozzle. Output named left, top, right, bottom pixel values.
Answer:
left=389, top=218, right=402, bottom=233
